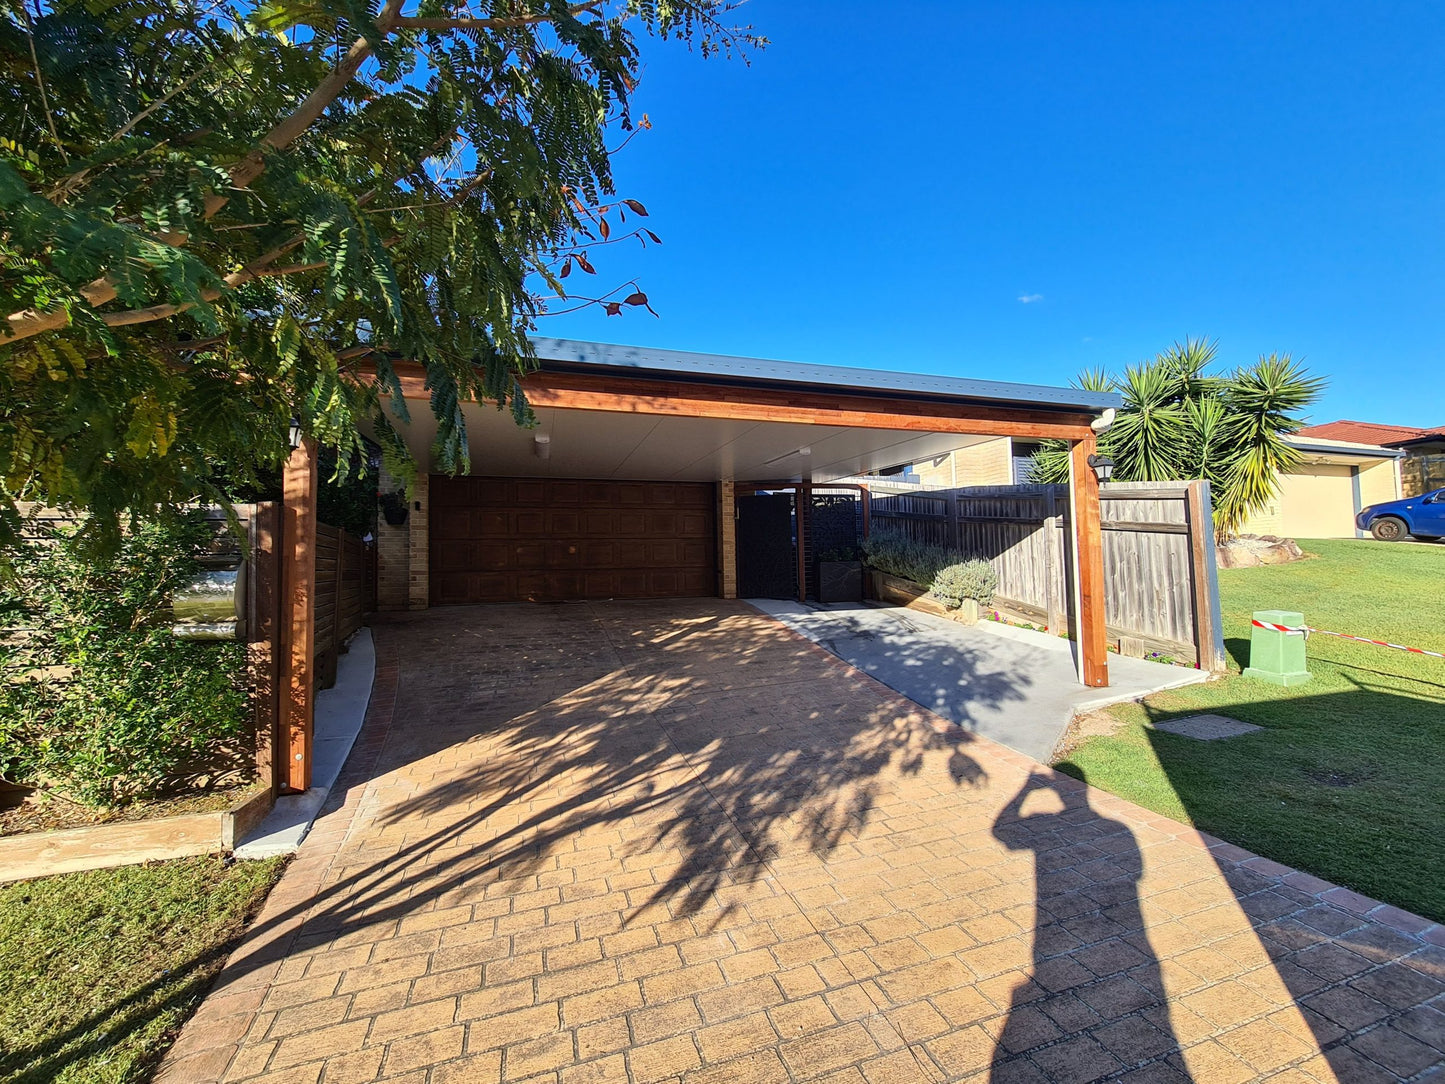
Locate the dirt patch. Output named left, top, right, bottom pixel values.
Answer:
left=1053, top=709, right=1126, bottom=759
left=0, top=783, right=259, bottom=838
left=1304, top=767, right=1377, bottom=789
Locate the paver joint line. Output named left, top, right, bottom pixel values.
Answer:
left=155, top=599, right=1442, bottom=1084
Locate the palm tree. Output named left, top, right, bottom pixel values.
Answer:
left=1030, top=340, right=1326, bottom=538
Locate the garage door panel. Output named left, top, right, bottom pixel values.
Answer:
left=549, top=510, right=581, bottom=534
left=615, top=540, right=648, bottom=565
left=582, top=541, right=616, bottom=567
left=478, top=543, right=512, bottom=570
left=512, top=510, right=545, bottom=535
left=616, top=511, right=648, bottom=535
left=430, top=477, right=716, bottom=603
left=432, top=508, right=471, bottom=539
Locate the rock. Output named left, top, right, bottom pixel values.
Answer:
left=1215, top=534, right=1305, bottom=569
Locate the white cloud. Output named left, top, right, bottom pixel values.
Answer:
left=1017, top=293, right=1044, bottom=304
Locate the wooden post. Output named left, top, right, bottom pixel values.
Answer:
left=280, top=439, right=318, bottom=792
left=946, top=490, right=961, bottom=551
left=860, top=485, right=871, bottom=540
left=1187, top=480, right=1228, bottom=672
left=1069, top=438, right=1109, bottom=687
left=248, top=502, right=283, bottom=796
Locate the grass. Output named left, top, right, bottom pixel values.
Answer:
left=0, top=855, right=285, bottom=1084
left=1056, top=538, right=1445, bottom=923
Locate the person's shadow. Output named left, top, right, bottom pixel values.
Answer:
left=989, top=771, right=1191, bottom=1083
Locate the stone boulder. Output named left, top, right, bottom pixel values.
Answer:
left=1215, top=534, right=1306, bottom=569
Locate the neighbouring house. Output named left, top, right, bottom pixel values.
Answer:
left=881, top=438, right=1043, bottom=489
left=888, top=423, right=1416, bottom=541
left=1300, top=419, right=1445, bottom=498
left=1238, top=433, right=1404, bottom=539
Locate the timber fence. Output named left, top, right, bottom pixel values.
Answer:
left=870, top=480, right=1228, bottom=671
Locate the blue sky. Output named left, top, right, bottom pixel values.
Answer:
left=540, top=1, right=1444, bottom=428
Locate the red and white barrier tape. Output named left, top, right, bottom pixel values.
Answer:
left=1250, top=619, right=1445, bottom=660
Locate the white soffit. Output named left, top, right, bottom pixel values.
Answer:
left=379, top=401, right=998, bottom=482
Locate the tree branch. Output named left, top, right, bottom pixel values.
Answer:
left=3, top=0, right=603, bottom=345
left=392, top=3, right=600, bottom=32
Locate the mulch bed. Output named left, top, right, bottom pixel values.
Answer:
left=0, top=783, right=258, bottom=838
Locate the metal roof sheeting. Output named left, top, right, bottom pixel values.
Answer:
left=531, top=337, right=1120, bottom=414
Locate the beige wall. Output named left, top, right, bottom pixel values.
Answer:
left=1357, top=458, right=1400, bottom=511
left=1241, top=457, right=1401, bottom=539
left=912, top=438, right=1015, bottom=488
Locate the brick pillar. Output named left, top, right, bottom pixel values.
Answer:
left=375, top=466, right=409, bottom=612
left=718, top=481, right=737, bottom=599
left=408, top=473, right=429, bottom=610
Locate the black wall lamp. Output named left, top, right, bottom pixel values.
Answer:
left=287, top=417, right=303, bottom=451
left=1087, top=454, right=1115, bottom=483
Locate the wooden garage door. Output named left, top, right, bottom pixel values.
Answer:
left=429, top=477, right=717, bottom=604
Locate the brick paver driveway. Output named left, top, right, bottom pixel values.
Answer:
left=162, top=600, right=1445, bottom=1083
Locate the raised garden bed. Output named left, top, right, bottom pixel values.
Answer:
left=867, top=570, right=981, bottom=623
left=0, top=785, right=273, bottom=883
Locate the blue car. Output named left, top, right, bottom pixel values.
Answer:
left=1355, top=487, right=1445, bottom=541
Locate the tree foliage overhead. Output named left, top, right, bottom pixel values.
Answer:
left=1030, top=339, right=1326, bottom=538
left=0, top=0, right=761, bottom=552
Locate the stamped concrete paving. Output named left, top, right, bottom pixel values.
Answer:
left=159, top=600, right=1445, bottom=1084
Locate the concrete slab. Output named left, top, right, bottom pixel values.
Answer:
left=233, top=627, right=375, bottom=858
left=1151, top=712, right=1263, bottom=740
left=750, top=600, right=1209, bottom=762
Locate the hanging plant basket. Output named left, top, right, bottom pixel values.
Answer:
left=380, top=491, right=409, bottom=526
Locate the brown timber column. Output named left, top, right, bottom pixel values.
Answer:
left=281, top=438, right=318, bottom=792
left=1069, top=436, right=1110, bottom=688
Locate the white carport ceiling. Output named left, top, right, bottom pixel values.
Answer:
left=381, top=401, right=997, bottom=483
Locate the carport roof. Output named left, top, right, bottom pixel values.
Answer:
left=530, top=337, right=1121, bottom=414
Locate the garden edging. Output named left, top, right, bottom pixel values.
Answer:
left=0, top=785, right=273, bottom=883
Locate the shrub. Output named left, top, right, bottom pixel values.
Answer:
left=861, top=527, right=999, bottom=607
left=861, top=527, right=955, bottom=587
left=930, top=560, right=998, bottom=610
left=0, top=512, right=248, bottom=807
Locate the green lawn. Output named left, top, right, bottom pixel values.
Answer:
left=0, top=855, right=285, bottom=1084
left=1057, top=538, right=1445, bottom=923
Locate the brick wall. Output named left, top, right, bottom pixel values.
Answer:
left=718, top=481, right=737, bottom=599
left=407, top=473, right=429, bottom=610
left=376, top=467, right=411, bottom=612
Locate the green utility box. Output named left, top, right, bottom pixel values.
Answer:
left=1243, top=610, right=1313, bottom=686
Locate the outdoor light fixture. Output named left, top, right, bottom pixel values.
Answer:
left=287, top=417, right=303, bottom=450
left=533, top=433, right=552, bottom=460
left=1088, top=454, right=1115, bottom=483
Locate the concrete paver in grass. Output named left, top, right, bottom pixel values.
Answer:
left=1150, top=714, right=1265, bottom=741
left=158, top=600, right=1445, bottom=1084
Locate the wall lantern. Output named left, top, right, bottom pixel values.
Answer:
left=1087, top=454, right=1115, bottom=483
left=287, top=416, right=303, bottom=451
left=533, top=433, right=552, bottom=460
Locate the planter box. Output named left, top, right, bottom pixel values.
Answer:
left=867, top=571, right=981, bottom=624
left=0, top=785, right=274, bottom=883
left=819, top=561, right=864, bottom=603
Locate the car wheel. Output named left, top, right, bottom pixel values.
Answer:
left=1371, top=516, right=1407, bottom=541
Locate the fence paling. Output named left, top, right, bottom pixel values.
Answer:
left=870, top=481, right=1226, bottom=671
